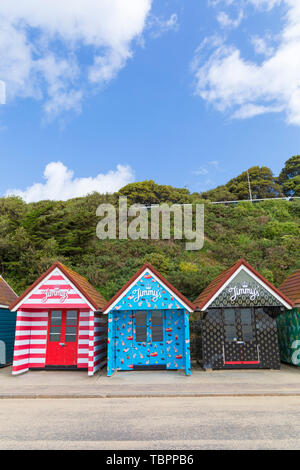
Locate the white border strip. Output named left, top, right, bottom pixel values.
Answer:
left=12, top=267, right=95, bottom=312
left=201, top=264, right=292, bottom=311
left=104, top=268, right=193, bottom=314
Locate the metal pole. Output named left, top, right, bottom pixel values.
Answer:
left=247, top=170, right=253, bottom=203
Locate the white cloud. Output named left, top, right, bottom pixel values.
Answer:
left=251, top=36, right=275, bottom=56
left=248, top=0, right=281, bottom=9
left=194, top=167, right=209, bottom=176
left=148, top=13, right=179, bottom=38
left=217, top=10, right=244, bottom=29
left=0, top=80, right=5, bottom=104
left=0, top=0, right=153, bottom=119
left=193, top=0, right=300, bottom=125
left=211, top=0, right=281, bottom=9
left=5, top=161, right=135, bottom=202
left=232, top=103, right=283, bottom=119
left=194, top=160, right=222, bottom=176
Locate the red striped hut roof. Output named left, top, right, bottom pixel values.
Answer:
left=194, top=259, right=294, bottom=311
left=10, top=261, right=106, bottom=311
left=279, top=269, right=300, bottom=306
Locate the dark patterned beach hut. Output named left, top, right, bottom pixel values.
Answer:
left=194, top=259, right=293, bottom=370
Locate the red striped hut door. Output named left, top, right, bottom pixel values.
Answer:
left=46, top=310, right=79, bottom=366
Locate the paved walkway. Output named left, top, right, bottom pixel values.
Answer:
left=0, top=363, right=300, bottom=398
left=1, top=396, right=300, bottom=449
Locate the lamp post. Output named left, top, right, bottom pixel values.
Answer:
left=247, top=169, right=253, bottom=203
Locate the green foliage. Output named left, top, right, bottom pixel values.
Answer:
left=260, top=268, right=274, bottom=284
left=282, top=175, right=300, bottom=197
left=200, top=185, right=236, bottom=202
left=279, top=155, right=300, bottom=180
left=179, top=261, right=199, bottom=273
left=263, top=221, right=299, bottom=239
left=226, top=166, right=282, bottom=200
left=0, top=165, right=299, bottom=300
left=142, top=252, right=172, bottom=275
left=278, top=155, right=300, bottom=197
left=200, top=164, right=291, bottom=202
left=118, top=180, right=192, bottom=205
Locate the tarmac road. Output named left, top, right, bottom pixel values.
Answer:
left=0, top=396, right=300, bottom=450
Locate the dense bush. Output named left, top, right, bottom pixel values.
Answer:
left=0, top=191, right=299, bottom=302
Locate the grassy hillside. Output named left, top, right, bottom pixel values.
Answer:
left=0, top=192, right=299, bottom=302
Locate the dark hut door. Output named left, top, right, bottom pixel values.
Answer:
left=223, top=308, right=259, bottom=367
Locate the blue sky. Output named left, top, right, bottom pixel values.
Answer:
left=0, top=0, right=300, bottom=201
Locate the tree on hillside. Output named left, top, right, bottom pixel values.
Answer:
left=0, top=196, right=27, bottom=228
left=226, top=166, right=283, bottom=200
left=278, top=155, right=300, bottom=196
left=200, top=185, right=237, bottom=202
left=200, top=166, right=283, bottom=202
left=118, top=180, right=192, bottom=205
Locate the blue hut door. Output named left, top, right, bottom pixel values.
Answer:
left=134, top=310, right=166, bottom=369
left=149, top=311, right=165, bottom=366
left=134, top=311, right=148, bottom=367
left=114, top=312, right=134, bottom=370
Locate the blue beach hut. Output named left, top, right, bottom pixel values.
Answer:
left=0, top=276, right=17, bottom=367
left=103, top=263, right=194, bottom=376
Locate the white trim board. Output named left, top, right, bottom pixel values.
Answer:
left=201, top=264, right=292, bottom=311
left=12, top=267, right=95, bottom=312
left=104, top=268, right=193, bottom=314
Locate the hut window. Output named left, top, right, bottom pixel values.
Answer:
left=151, top=311, right=163, bottom=342
left=241, top=308, right=254, bottom=342
left=66, top=310, right=77, bottom=325
left=49, top=310, right=62, bottom=342
left=49, top=326, right=61, bottom=342
left=224, top=309, right=237, bottom=342
left=136, top=311, right=147, bottom=342
left=50, top=310, right=62, bottom=325
left=65, top=311, right=78, bottom=342
left=207, top=309, right=222, bottom=322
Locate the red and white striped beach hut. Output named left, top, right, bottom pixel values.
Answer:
left=10, top=262, right=107, bottom=376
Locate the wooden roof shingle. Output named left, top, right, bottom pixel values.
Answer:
left=280, top=269, right=300, bottom=306
left=0, top=276, right=17, bottom=308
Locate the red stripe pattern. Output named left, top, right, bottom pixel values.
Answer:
left=18, top=269, right=90, bottom=310
left=92, top=313, right=107, bottom=375
left=12, top=309, right=107, bottom=375
left=225, top=361, right=260, bottom=365
left=12, top=267, right=107, bottom=376
left=12, top=310, right=48, bottom=374
left=77, top=311, right=90, bottom=369
left=88, top=312, right=95, bottom=375
left=83, top=311, right=107, bottom=375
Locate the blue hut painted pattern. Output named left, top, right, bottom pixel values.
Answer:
left=106, top=267, right=191, bottom=376
left=113, top=271, right=184, bottom=311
